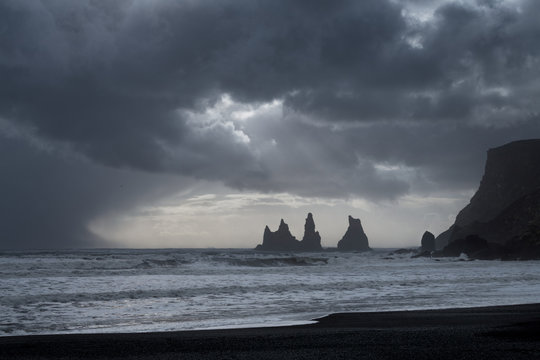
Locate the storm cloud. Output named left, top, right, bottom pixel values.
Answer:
left=1, top=0, right=539, bottom=248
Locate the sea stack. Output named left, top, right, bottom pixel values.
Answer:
left=421, top=231, right=436, bottom=252
left=435, top=139, right=540, bottom=259
left=337, top=216, right=370, bottom=251
left=256, top=219, right=300, bottom=251
left=300, top=213, right=322, bottom=251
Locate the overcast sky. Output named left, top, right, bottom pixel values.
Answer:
left=1, top=0, right=539, bottom=249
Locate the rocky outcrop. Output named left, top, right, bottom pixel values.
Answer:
left=449, top=189, right=540, bottom=246
left=337, top=216, right=370, bottom=251
left=300, top=213, right=322, bottom=251
left=436, top=139, right=540, bottom=259
left=256, top=219, right=300, bottom=251
left=454, top=140, right=540, bottom=230
left=421, top=231, right=435, bottom=252
left=255, top=213, right=323, bottom=252
left=434, top=226, right=454, bottom=250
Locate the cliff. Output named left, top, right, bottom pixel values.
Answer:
left=436, top=139, right=540, bottom=259
left=454, top=139, right=540, bottom=229
left=337, top=216, right=370, bottom=251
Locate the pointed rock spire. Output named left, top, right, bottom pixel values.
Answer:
left=337, top=215, right=370, bottom=251
left=300, top=213, right=322, bottom=251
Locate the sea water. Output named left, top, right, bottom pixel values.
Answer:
left=1, top=248, right=539, bottom=336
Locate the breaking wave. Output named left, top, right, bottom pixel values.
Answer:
left=215, top=256, right=329, bottom=267
left=2, top=248, right=540, bottom=336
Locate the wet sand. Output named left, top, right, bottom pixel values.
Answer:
left=1, top=303, right=539, bottom=359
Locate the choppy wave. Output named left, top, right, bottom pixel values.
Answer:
left=135, top=258, right=192, bottom=269
left=0, top=250, right=333, bottom=278
left=214, top=256, right=329, bottom=267
left=1, top=248, right=540, bottom=336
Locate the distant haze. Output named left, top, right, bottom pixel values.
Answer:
left=1, top=0, right=539, bottom=249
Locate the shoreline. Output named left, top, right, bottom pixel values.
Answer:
left=2, top=303, right=539, bottom=359
left=1, top=302, right=536, bottom=338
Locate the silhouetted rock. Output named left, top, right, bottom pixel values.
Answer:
left=337, top=216, right=370, bottom=251
left=256, top=214, right=324, bottom=252
left=436, top=234, right=510, bottom=260
left=504, top=225, right=540, bottom=260
left=449, top=189, right=540, bottom=247
left=496, top=207, right=540, bottom=260
left=454, top=140, right=540, bottom=230
left=256, top=219, right=301, bottom=251
left=421, top=231, right=436, bottom=252
left=440, top=235, right=489, bottom=257
left=300, top=213, right=322, bottom=251
left=434, top=225, right=454, bottom=250
left=435, top=139, right=540, bottom=259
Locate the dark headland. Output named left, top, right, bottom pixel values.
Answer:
left=432, top=139, right=540, bottom=260
left=2, top=303, right=539, bottom=359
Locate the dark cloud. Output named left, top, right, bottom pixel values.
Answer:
left=0, top=132, right=195, bottom=249
left=286, top=0, right=540, bottom=125
left=1, top=0, right=540, bottom=248
left=1, top=0, right=405, bottom=170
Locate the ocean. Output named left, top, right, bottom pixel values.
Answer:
left=1, top=248, right=539, bottom=336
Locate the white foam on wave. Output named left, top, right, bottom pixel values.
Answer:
left=1, top=249, right=540, bottom=336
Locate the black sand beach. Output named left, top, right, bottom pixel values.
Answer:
left=2, top=303, right=539, bottom=359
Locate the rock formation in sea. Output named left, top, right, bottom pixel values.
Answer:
left=255, top=219, right=300, bottom=251
left=256, top=213, right=323, bottom=251
left=435, top=139, right=540, bottom=260
left=300, top=213, right=322, bottom=251
left=421, top=231, right=436, bottom=252
left=337, top=216, right=370, bottom=251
